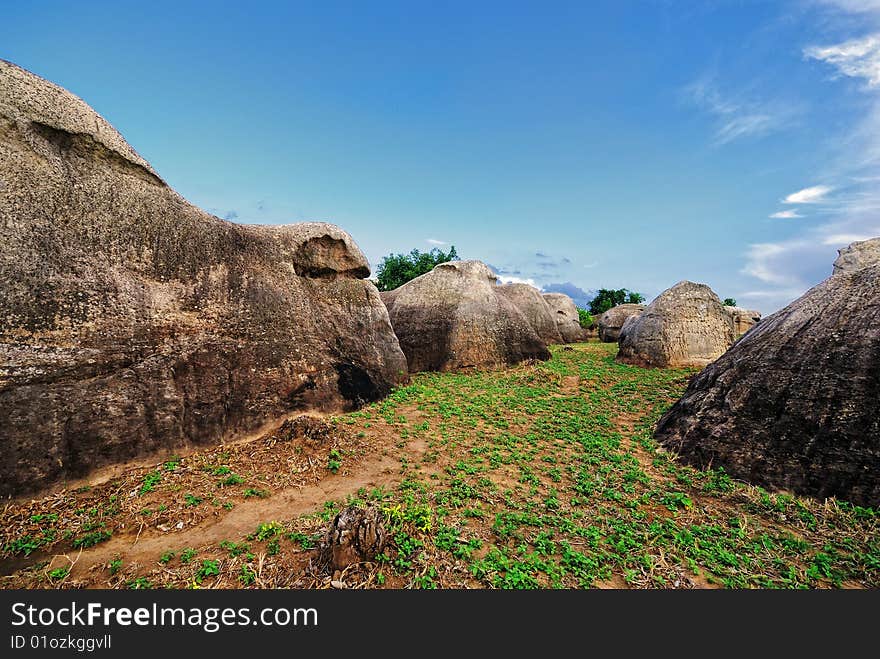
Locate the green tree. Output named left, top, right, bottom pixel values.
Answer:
left=588, top=288, right=645, bottom=316
left=722, top=298, right=737, bottom=307
left=375, top=246, right=459, bottom=291
left=576, top=307, right=593, bottom=329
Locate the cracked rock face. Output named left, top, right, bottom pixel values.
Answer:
left=654, top=243, right=880, bottom=507
left=497, top=283, right=564, bottom=345
left=598, top=304, right=646, bottom=343
left=0, top=59, right=407, bottom=496
left=381, top=260, right=550, bottom=372
left=616, top=281, right=735, bottom=368
left=542, top=293, right=589, bottom=343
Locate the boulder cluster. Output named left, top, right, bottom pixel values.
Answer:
left=2, top=60, right=877, bottom=507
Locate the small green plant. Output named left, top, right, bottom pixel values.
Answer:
left=239, top=565, right=257, bottom=586
left=159, top=551, right=175, bottom=564
left=722, top=298, right=737, bottom=307
left=250, top=521, right=283, bottom=542
left=180, top=548, right=197, bottom=564
left=184, top=494, right=204, bottom=507
left=139, top=470, right=162, bottom=496
left=108, top=557, right=123, bottom=575
left=47, top=566, right=69, bottom=581
left=195, top=559, right=221, bottom=583
left=243, top=488, right=269, bottom=499
left=30, top=513, right=59, bottom=523
left=220, top=473, right=245, bottom=486
left=127, top=577, right=153, bottom=590
left=328, top=449, right=343, bottom=473
left=286, top=532, right=318, bottom=550
left=219, top=540, right=251, bottom=557
left=72, top=529, right=112, bottom=549
left=164, top=456, right=182, bottom=471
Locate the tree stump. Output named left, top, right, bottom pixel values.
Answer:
left=323, top=505, right=386, bottom=571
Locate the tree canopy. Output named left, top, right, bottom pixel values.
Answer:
left=722, top=298, right=737, bottom=307
left=375, top=246, right=459, bottom=291
left=588, top=288, right=645, bottom=316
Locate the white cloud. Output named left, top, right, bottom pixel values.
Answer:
left=805, top=33, right=880, bottom=87
left=822, top=232, right=877, bottom=244
left=783, top=185, right=833, bottom=203
left=770, top=209, right=802, bottom=218
left=684, top=78, right=800, bottom=145
left=496, top=275, right=541, bottom=289
left=425, top=238, right=447, bottom=246
left=815, top=0, right=880, bottom=12
left=742, top=242, right=802, bottom=286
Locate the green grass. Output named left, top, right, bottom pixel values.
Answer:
left=9, top=342, right=876, bottom=590
left=311, top=343, right=878, bottom=589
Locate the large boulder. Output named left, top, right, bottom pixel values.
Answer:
left=654, top=241, right=880, bottom=506
left=542, top=293, right=590, bottom=343
left=598, top=304, right=646, bottom=342
left=832, top=237, right=880, bottom=275
left=382, top=261, right=550, bottom=372
left=496, top=283, right=564, bottom=345
left=617, top=281, right=735, bottom=368
left=724, top=306, right=762, bottom=335
left=0, top=60, right=407, bottom=496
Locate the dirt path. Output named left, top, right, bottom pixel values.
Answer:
left=44, top=435, right=427, bottom=582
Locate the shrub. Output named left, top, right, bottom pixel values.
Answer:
left=375, top=246, right=459, bottom=291
left=576, top=307, right=593, bottom=329
left=723, top=298, right=737, bottom=307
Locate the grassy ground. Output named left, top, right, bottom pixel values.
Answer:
left=2, top=343, right=877, bottom=589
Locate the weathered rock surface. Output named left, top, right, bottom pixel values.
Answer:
left=724, top=306, right=762, bottom=335
left=0, top=60, right=407, bottom=496
left=542, top=293, right=590, bottom=343
left=598, top=304, right=646, bottom=342
left=382, top=261, right=550, bottom=372
left=832, top=237, right=880, bottom=275
left=654, top=245, right=880, bottom=506
left=497, top=283, right=564, bottom=345
left=322, top=505, right=387, bottom=571
left=617, top=281, right=735, bottom=368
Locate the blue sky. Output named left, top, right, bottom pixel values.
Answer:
left=3, top=1, right=879, bottom=312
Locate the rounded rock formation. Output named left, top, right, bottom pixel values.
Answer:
left=832, top=237, right=880, bottom=275
left=542, top=293, right=590, bottom=343
left=382, top=261, right=550, bottom=372
left=0, top=60, right=408, bottom=496
left=496, top=283, right=564, bottom=345
left=654, top=241, right=880, bottom=506
left=598, top=304, right=646, bottom=343
left=617, top=281, right=736, bottom=368
left=724, top=306, right=762, bottom=336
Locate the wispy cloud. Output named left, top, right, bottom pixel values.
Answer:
left=684, top=78, right=800, bottom=145
left=815, top=1, right=880, bottom=13
left=770, top=209, right=803, bottom=218
left=821, top=232, right=876, bottom=245
left=783, top=185, right=833, bottom=203
left=805, top=33, right=880, bottom=87
left=426, top=238, right=447, bottom=246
